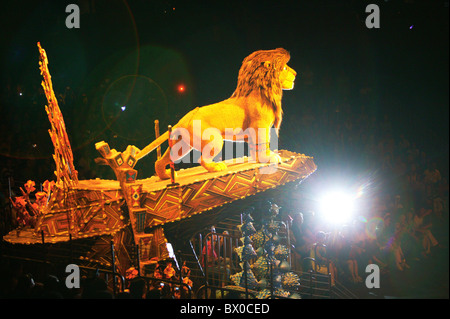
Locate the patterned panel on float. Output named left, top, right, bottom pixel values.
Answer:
left=181, top=180, right=229, bottom=212
left=210, top=170, right=256, bottom=198
left=179, top=171, right=257, bottom=219
left=37, top=187, right=128, bottom=240
left=112, top=227, right=136, bottom=275
left=138, top=235, right=153, bottom=262
left=141, top=187, right=181, bottom=228
left=133, top=153, right=317, bottom=229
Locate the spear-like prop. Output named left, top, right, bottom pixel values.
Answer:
left=38, top=42, right=78, bottom=187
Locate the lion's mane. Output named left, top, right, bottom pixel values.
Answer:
left=231, top=48, right=291, bottom=133
left=135, top=48, right=294, bottom=179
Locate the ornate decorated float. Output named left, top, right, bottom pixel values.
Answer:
left=3, top=43, right=317, bottom=284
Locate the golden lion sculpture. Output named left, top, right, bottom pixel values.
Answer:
left=136, top=48, right=297, bottom=180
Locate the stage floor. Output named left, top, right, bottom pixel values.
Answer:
left=3, top=151, right=316, bottom=245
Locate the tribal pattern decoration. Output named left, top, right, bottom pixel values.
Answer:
left=128, top=150, right=316, bottom=233
left=35, top=186, right=128, bottom=242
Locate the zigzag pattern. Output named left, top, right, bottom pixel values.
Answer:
left=141, top=187, right=181, bottom=227
left=36, top=188, right=128, bottom=241
left=131, top=152, right=316, bottom=233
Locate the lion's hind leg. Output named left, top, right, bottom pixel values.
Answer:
left=199, top=134, right=227, bottom=173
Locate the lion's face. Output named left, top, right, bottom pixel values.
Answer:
left=280, top=65, right=296, bottom=90
left=232, top=48, right=294, bottom=97
left=231, top=48, right=293, bottom=131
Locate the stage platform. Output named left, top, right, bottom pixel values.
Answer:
left=3, top=150, right=316, bottom=247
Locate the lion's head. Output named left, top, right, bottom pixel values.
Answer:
left=231, top=48, right=296, bottom=132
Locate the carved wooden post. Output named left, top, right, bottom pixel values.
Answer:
left=167, top=125, right=178, bottom=186
left=155, top=120, right=161, bottom=160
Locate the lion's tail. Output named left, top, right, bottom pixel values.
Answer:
left=135, top=131, right=170, bottom=161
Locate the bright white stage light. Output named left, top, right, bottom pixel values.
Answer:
left=319, top=190, right=356, bottom=225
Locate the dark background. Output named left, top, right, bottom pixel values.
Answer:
left=0, top=0, right=448, bottom=188
left=0, top=0, right=448, bottom=300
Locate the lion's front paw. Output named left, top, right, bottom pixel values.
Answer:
left=257, top=151, right=282, bottom=164
left=269, top=152, right=282, bottom=164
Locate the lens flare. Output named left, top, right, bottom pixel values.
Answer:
left=366, top=217, right=384, bottom=239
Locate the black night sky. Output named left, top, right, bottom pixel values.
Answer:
left=0, top=0, right=449, bottom=300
